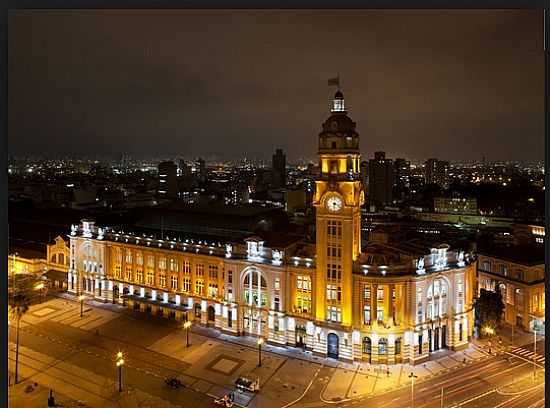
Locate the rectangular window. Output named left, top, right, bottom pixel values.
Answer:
left=195, top=280, right=204, bottom=295
left=274, top=277, right=280, bottom=291
left=196, top=264, right=204, bottom=277
left=136, top=252, right=143, bottom=266
left=364, top=306, right=370, bottom=324
left=326, top=306, right=342, bottom=322
left=208, top=264, right=218, bottom=279
left=377, top=307, right=383, bottom=322
left=297, top=295, right=311, bottom=313
left=159, top=273, right=166, bottom=288
left=125, top=266, right=132, bottom=281
left=125, top=250, right=132, bottom=264
left=327, top=284, right=335, bottom=300
left=158, top=257, right=166, bottom=270
left=327, top=244, right=342, bottom=258
left=327, top=264, right=342, bottom=280
left=500, top=265, right=508, bottom=276
left=146, top=271, right=154, bottom=285
left=228, top=270, right=233, bottom=284
left=297, top=276, right=311, bottom=292
left=364, top=285, right=371, bottom=302
left=183, top=278, right=191, bottom=292
left=418, top=335, right=423, bottom=355
left=184, top=260, right=191, bottom=274
left=170, top=258, right=178, bottom=272
left=274, top=296, right=280, bottom=311
left=459, top=323, right=463, bottom=341
left=136, top=270, right=143, bottom=283
left=327, top=220, right=342, bottom=238
left=147, top=255, right=155, bottom=267
left=208, top=283, right=218, bottom=298
left=171, top=275, right=178, bottom=290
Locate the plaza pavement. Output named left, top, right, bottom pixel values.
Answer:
left=8, top=295, right=544, bottom=407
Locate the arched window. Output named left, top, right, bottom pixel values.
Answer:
left=362, top=337, right=371, bottom=354
left=395, top=338, right=402, bottom=355
left=427, top=278, right=448, bottom=319
left=243, top=269, right=268, bottom=307
left=51, top=254, right=57, bottom=264
left=58, top=253, right=64, bottom=265
left=379, top=338, right=387, bottom=355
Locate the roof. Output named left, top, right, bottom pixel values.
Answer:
left=478, top=245, right=544, bottom=266
left=9, top=244, right=46, bottom=260
left=45, top=269, right=67, bottom=282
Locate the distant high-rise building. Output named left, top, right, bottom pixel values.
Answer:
left=197, top=158, right=207, bottom=183
left=360, top=160, right=369, bottom=196
left=425, top=158, right=449, bottom=188
left=272, top=148, right=286, bottom=189
left=157, top=161, right=178, bottom=199
left=394, top=158, right=410, bottom=201
left=368, top=152, right=394, bottom=210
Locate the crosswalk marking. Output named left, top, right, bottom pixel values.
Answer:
left=510, top=347, right=545, bottom=365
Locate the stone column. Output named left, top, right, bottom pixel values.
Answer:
left=371, top=283, right=377, bottom=326
left=389, top=284, right=395, bottom=326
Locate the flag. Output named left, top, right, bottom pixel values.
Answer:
left=328, top=77, right=339, bottom=87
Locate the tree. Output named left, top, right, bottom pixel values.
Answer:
left=473, top=288, right=505, bottom=337
left=9, top=273, right=43, bottom=384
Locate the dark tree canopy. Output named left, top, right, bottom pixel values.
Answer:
left=474, top=288, right=505, bottom=336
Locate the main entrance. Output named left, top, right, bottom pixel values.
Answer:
left=327, top=333, right=339, bottom=359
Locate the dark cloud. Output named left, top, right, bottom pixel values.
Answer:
left=8, top=10, right=544, bottom=161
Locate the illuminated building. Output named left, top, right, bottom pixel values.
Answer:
left=425, top=158, right=449, bottom=188
left=68, top=90, right=475, bottom=364
left=157, top=161, right=178, bottom=199
left=477, top=234, right=545, bottom=332
left=434, top=196, right=478, bottom=215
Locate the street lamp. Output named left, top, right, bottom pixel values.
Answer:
left=409, top=372, right=418, bottom=408
left=257, top=337, right=264, bottom=367
left=183, top=321, right=192, bottom=347
left=115, top=352, right=125, bottom=392
left=79, top=295, right=85, bottom=318
left=533, top=329, right=537, bottom=380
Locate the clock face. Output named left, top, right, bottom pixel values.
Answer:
left=326, top=196, right=343, bottom=212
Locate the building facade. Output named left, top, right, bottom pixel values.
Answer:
left=434, top=197, right=478, bottom=215
left=68, top=91, right=475, bottom=365
left=477, top=248, right=544, bottom=332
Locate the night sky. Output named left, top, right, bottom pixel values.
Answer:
left=8, top=10, right=544, bottom=162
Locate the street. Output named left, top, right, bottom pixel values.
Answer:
left=8, top=296, right=545, bottom=408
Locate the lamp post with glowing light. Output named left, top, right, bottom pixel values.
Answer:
left=183, top=321, right=192, bottom=347
left=483, top=326, right=495, bottom=353
left=257, top=337, right=264, bottom=367
left=35, top=282, right=45, bottom=303
left=409, top=372, right=418, bottom=408
left=79, top=295, right=85, bottom=318
left=115, top=352, right=124, bottom=392
left=533, top=329, right=537, bottom=380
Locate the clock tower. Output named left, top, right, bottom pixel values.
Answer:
left=313, top=90, right=364, bottom=326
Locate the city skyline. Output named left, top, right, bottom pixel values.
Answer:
left=8, top=9, right=544, bottom=162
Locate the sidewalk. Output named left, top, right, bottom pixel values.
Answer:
left=9, top=380, right=90, bottom=408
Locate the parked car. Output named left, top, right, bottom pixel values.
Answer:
left=235, top=376, right=259, bottom=392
